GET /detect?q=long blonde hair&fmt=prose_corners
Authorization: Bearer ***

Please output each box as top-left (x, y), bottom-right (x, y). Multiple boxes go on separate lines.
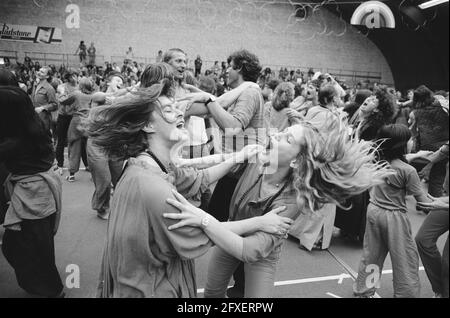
top-left (291, 115), bottom-right (392, 213)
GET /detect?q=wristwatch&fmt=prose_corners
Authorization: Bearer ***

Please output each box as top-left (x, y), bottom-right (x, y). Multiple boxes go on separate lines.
top-left (201, 214), bottom-right (211, 229)
top-left (205, 95), bottom-right (217, 107)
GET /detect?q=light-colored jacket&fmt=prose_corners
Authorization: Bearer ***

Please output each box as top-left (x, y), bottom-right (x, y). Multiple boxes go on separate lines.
top-left (3, 169), bottom-right (62, 233)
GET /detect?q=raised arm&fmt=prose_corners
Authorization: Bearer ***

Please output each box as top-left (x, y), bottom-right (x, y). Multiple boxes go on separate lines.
top-left (172, 144), bottom-right (264, 174)
top-left (182, 82), bottom-right (259, 118)
top-left (418, 142), bottom-right (449, 181)
top-left (216, 81), bottom-right (259, 109)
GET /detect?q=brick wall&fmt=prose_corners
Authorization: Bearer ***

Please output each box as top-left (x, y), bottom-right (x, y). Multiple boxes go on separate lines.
top-left (0, 0), bottom-right (394, 84)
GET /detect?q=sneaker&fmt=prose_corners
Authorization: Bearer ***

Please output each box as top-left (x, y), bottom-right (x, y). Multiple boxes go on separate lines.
top-left (97, 210), bottom-right (110, 220)
top-left (66, 175), bottom-right (75, 182)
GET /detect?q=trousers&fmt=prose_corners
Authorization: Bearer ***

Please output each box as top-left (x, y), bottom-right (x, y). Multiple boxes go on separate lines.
top-left (415, 208), bottom-right (449, 297)
top-left (86, 139), bottom-right (123, 212)
top-left (353, 203), bottom-right (420, 298)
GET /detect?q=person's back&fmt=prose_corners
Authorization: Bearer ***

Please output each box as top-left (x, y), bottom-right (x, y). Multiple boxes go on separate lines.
top-left (264, 82), bottom-right (295, 132)
top-left (354, 124), bottom-right (428, 298)
top-left (1, 128), bottom-right (53, 176)
top-left (58, 82), bottom-right (78, 116)
top-left (370, 159), bottom-right (424, 212)
top-left (72, 90), bottom-right (93, 116)
top-left (415, 101), bottom-right (449, 151)
top-left (304, 105), bottom-right (339, 133)
top-left (264, 101), bottom-right (290, 132)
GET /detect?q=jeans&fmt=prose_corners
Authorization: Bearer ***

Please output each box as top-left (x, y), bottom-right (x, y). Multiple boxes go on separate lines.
top-left (55, 114), bottom-right (73, 168)
top-left (415, 208), bottom-right (449, 297)
top-left (204, 247), bottom-right (278, 298)
top-left (354, 203), bottom-right (420, 298)
top-left (67, 115), bottom-right (88, 174)
top-left (86, 139), bottom-right (123, 212)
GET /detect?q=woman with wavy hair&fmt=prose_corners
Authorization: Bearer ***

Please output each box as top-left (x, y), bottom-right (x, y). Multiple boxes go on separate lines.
top-left (356, 86), bottom-right (397, 141)
top-left (163, 112), bottom-right (392, 298)
top-left (89, 78), bottom-right (292, 297)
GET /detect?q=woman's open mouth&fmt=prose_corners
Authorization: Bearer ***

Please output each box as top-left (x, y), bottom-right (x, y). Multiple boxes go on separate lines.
top-left (176, 121), bottom-right (185, 129)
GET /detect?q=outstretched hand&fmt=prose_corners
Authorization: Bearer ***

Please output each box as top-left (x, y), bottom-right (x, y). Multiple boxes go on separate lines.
top-left (417, 194), bottom-right (449, 211)
top-left (233, 144), bottom-right (265, 164)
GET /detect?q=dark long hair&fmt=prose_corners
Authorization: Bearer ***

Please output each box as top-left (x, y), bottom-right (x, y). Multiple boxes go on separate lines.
top-left (376, 124), bottom-right (412, 162)
top-left (0, 86), bottom-right (53, 156)
top-left (412, 85), bottom-right (434, 110)
top-left (364, 87), bottom-right (397, 129)
top-left (87, 84), bottom-right (166, 160)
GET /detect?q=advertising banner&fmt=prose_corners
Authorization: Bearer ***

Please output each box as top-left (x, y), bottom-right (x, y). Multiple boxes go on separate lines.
top-left (0, 23), bottom-right (62, 44)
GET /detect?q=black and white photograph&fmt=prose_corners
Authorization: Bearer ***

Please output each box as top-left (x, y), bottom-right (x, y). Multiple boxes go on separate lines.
top-left (0, 0), bottom-right (448, 303)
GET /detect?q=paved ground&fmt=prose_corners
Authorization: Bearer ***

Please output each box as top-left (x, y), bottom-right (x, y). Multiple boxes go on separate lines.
top-left (0, 167), bottom-right (447, 298)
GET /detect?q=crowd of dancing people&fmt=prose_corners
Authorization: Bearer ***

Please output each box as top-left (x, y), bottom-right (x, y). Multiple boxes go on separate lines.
top-left (0, 47), bottom-right (448, 299)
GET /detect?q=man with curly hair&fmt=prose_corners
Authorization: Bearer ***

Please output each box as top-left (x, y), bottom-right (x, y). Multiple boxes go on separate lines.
top-left (204, 49), bottom-right (265, 297)
top-left (206, 49), bottom-right (265, 220)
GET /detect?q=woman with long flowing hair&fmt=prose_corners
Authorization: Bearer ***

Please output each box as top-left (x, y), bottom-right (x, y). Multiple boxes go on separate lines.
top-left (163, 109), bottom-right (393, 297)
top-left (88, 77), bottom-right (293, 297)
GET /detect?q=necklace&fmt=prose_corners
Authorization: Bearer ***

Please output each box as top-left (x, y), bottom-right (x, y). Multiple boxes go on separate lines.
top-left (145, 150), bottom-right (169, 174)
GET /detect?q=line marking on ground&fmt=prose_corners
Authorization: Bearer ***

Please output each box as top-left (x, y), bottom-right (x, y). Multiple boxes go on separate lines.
top-left (327, 248), bottom-right (381, 298)
top-left (327, 248), bottom-right (425, 298)
top-left (197, 273), bottom-right (354, 294)
top-left (197, 286), bottom-right (233, 294)
top-left (326, 292), bottom-right (342, 298)
top-left (196, 263), bottom-right (425, 295)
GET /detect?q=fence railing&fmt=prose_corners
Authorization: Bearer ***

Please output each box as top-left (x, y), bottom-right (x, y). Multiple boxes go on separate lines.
top-left (0, 50), bottom-right (19, 62)
top-left (23, 51), bottom-right (107, 68)
top-left (110, 55), bottom-right (155, 65)
top-left (2, 49), bottom-right (383, 84)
